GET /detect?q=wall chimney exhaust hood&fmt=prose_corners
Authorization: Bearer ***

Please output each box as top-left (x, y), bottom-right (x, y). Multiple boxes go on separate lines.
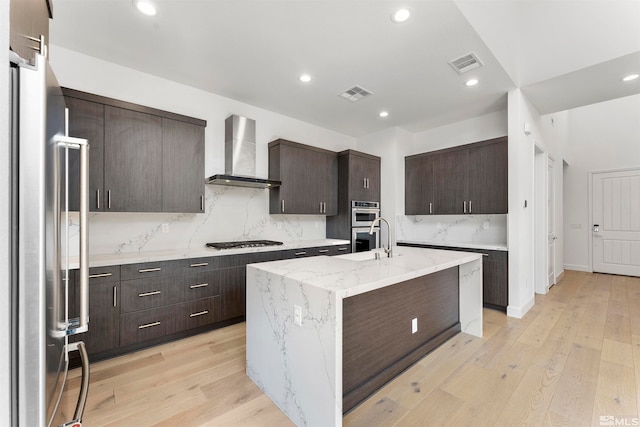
top-left (206, 115), bottom-right (281, 189)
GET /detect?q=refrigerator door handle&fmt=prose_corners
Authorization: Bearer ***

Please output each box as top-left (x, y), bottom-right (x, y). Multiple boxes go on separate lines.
top-left (67, 341), bottom-right (90, 424)
top-left (54, 135), bottom-right (90, 336)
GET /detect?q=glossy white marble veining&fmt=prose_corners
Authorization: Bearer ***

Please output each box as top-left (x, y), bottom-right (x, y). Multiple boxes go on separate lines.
top-left (246, 246), bottom-right (483, 427)
top-left (65, 185), bottom-right (328, 258)
top-left (396, 214), bottom-right (508, 249)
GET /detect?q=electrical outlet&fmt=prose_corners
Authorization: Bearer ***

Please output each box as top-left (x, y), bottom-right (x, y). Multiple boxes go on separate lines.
top-left (436, 222), bottom-right (442, 230)
top-left (294, 305), bottom-right (302, 327)
top-left (411, 318), bottom-right (418, 334)
top-left (483, 221), bottom-right (490, 230)
top-left (161, 223), bottom-right (169, 233)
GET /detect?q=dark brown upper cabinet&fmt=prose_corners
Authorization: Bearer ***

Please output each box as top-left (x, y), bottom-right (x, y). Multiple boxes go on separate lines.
top-left (10, 0), bottom-right (51, 63)
top-left (405, 136), bottom-right (508, 215)
top-left (62, 88), bottom-right (206, 213)
top-left (268, 139), bottom-right (337, 215)
top-left (341, 150), bottom-right (381, 203)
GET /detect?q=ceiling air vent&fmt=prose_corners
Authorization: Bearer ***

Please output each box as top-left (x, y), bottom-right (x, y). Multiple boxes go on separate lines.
top-left (448, 52), bottom-right (483, 75)
top-left (339, 85), bottom-right (373, 102)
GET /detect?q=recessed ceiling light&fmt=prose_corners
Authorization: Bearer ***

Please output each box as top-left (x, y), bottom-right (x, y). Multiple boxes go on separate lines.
top-left (391, 8), bottom-right (411, 23)
top-left (622, 73), bottom-right (639, 82)
top-left (134, 0), bottom-right (156, 16)
top-left (379, 111), bottom-right (389, 118)
top-left (299, 74), bottom-right (312, 83)
top-left (465, 79), bottom-right (479, 87)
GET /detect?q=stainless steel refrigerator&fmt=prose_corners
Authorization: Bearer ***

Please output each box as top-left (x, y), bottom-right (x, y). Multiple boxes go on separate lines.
top-left (10, 45), bottom-right (91, 426)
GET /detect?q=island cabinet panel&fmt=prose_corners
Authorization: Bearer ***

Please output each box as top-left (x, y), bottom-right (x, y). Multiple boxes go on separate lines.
top-left (342, 267), bottom-right (461, 413)
top-left (404, 136), bottom-right (508, 215)
top-left (268, 139), bottom-right (338, 215)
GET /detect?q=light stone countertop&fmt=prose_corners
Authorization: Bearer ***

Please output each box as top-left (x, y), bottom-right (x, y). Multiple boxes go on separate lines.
top-left (397, 239), bottom-right (508, 251)
top-left (69, 239), bottom-right (350, 269)
top-left (248, 245), bottom-right (482, 299)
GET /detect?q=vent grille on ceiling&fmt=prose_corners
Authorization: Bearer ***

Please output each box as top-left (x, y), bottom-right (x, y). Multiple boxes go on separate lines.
top-left (448, 52), bottom-right (483, 74)
top-left (339, 85), bottom-right (373, 102)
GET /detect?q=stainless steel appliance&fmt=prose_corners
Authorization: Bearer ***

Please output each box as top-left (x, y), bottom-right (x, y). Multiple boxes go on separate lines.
top-left (351, 200), bottom-right (380, 227)
top-left (10, 46), bottom-right (91, 427)
top-left (352, 227), bottom-right (380, 253)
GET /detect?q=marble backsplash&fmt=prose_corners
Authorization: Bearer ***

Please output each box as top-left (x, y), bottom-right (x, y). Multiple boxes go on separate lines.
top-left (396, 214), bottom-right (507, 245)
top-left (65, 185), bottom-right (326, 257)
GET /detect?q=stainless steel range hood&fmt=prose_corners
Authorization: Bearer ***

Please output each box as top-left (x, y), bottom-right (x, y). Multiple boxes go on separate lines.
top-left (206, 115), bottom-right (281, 189)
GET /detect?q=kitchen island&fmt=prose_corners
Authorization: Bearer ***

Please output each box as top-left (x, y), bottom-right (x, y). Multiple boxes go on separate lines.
top-left (246, 246), bottom-right (483, 427)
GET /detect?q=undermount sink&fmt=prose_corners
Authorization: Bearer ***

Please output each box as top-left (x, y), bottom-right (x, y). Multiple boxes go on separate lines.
top-left (336, 248), bottom-right (388, 261)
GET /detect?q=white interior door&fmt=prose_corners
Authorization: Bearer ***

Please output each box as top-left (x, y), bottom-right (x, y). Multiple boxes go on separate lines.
top-left (547, 158), bottom-right (556, 287)
top-left (592, 168), bottom-right (640, 276)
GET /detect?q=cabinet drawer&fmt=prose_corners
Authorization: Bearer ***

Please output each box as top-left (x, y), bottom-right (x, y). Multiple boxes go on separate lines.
top-left (175, 297), bottom-right (220, 332)
top-left (180, 257), bottom-right (219, 273)
top-left (331, 245), bottom-right (351, 256)
top-left (120, 308), bottom-right (176, 346)
top-left (281, 248), bottom-right (313, 259)
top-left (120, 260), bottom-right (181, 280)
top-left (120, 276), bottom-right (179, 313)
top-left (182, 271), bottom-right (220, 301)
top-left (88, 265), bottom-right (121, 284)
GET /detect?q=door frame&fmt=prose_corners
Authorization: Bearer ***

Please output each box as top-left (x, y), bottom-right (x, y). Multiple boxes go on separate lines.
top-left (547, 157), bottom-right (556, 288)
top-left (588, 166), bottom-right (640, 272)
top-left (533, 145), bottom-right (549, 294)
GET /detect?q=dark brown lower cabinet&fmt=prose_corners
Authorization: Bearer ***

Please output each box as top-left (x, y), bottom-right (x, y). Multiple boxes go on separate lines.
top-left (120, 307), bottom-right (177, 347)
top-left (175, 297), bottom-right (220, 332)
top-left (342, 267), bottom-right (460, 413)
top-left (219, 266), bottom-right (246, 321)
top-left (71, 281), bottom-right (120, 355)
top-left (398, 242), bottom-right (509, 311)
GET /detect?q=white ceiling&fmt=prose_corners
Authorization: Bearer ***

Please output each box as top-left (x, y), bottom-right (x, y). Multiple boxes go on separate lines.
top-left (49, 0), bottom-right (640, 137)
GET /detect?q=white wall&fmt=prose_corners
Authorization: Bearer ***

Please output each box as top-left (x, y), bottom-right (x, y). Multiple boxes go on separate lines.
top-left (49, 46), bottom-right (356, 255)
top-left (562, 94), bottom-right (640, 271)
top-left (1, 0), bottom-right (12, 422)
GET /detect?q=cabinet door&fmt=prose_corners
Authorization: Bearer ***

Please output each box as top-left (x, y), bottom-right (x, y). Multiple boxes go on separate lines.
top-left (104, 106), bottom-right (163, 212)
top-left (350, 154), bottom-right (380, 203)
top-left (483, 251), bottom-right (509, 309)
top-left (317, 150), bottom-right (338, 215)
top-left (432, 150), bottom-right (468, 214)
top-left (219, 266), bottom-right (246, 320)
top-left (468, 140), bottom-right (508, 214)
top-left (276, 144), bottom-right (314, 214)
top-left (78, 282), bottom-right (120, 355)
top-left (65, 97), bottom-right (105, 211)
top-left (162, 118), bottom-right (205, 213)
top-left (405, 155), bottom-right (433, 215)
top-left (9, 0), bottom-right (50, 63)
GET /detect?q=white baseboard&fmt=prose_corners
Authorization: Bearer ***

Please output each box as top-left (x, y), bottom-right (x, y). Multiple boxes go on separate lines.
top-left (564, 264), bottom-right (591, 272)
top-left (507, 296), bottom-right (535, 319)
top-left (555, 270), bottom-right (565, 283)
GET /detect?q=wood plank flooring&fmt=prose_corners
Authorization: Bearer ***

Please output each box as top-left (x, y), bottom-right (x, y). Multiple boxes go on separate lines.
top-left (62, 271), bottom-right (640, 426)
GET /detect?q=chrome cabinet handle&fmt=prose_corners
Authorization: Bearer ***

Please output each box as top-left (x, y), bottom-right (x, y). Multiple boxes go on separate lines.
top-left (138, 267), bottom-right (161, 273)
top-left (320, 202), bottom-right (323, 213)
top-left (107, 190), bottom-right (111, 209)
top-left (190, 262), bottom-right (208, 268)
top-left (138, 321), bottom-right (161, 329)
top-left (482, 253), bottom-right (489, 257)
top-left (429, 202), bottom-right (433, 214)
top-left (113, 286), bottom-right (117, 307)
top-left (295, 251), bottom-right (306, 256)
top-left (469, 201), bottom-right (472, 213)
top-left (189, 310), bottom-right (209, 318)
top-left (281, 199), bottom-right (285, 213)
top-left (189, 283), bottom-right (209, 289)
top-left (463, 201), bottom-right (467, 214)
top-left (96, 189), bottom-right (100, 210)
top-left (89, 272), bottom-right (112, 279)
top-left (138, 290), bottom-right (161, 297)
top-left (318, 249), bottom-right (329, 253)
top-left (200, 194), bottom-right (204, 211)
top-left (338, 247), bottom-right (349, 251)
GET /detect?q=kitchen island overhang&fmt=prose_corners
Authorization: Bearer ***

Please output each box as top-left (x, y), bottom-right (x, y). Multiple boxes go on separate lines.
top-left (246, 246), bottom-right (483, 427)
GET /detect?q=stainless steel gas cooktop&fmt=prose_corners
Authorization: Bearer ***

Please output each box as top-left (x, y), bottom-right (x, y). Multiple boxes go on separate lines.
top-left (205, 240), bottom-right (284, 250)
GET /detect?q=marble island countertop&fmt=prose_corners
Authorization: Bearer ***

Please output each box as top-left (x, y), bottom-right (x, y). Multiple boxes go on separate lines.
top-left (69, 239), bottom-right (350, 269)
top-left (251, 245), bottom-right (482, 299)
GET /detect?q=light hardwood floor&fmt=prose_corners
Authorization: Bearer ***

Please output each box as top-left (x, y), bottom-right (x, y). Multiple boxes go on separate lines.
top-left (62, 271), bottom-right (640, 426)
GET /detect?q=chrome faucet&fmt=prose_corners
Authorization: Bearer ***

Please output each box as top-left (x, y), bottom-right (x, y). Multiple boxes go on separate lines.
top-left (369, 217), bottom-right (393, 258)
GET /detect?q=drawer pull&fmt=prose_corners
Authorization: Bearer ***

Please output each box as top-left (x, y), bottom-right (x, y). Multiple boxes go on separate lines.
top-left (138, 321), bottom-right (161, 329)
top-left (190, 262), bottom-right (208, 268)
top-left (482, 253), bottom-right (489, 257)
top-left (138, 290), bottom-right (161, 297)
top-left (113, 286), bottom-right (117, 307)
top-left (189, 310), bottom-right (209, 318)
top-left (338, 247), bottom-right (349, 251)
top-left (295, 251), bottom-right (307, 256)
top-left (139, 267), bottom-right (161, 273)
top-left (318, 249), bottom-right (329, 253)
top-left (190, 283), bottom-right (209, 289)
top-left (89, 272), bottom-right (113, 279)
